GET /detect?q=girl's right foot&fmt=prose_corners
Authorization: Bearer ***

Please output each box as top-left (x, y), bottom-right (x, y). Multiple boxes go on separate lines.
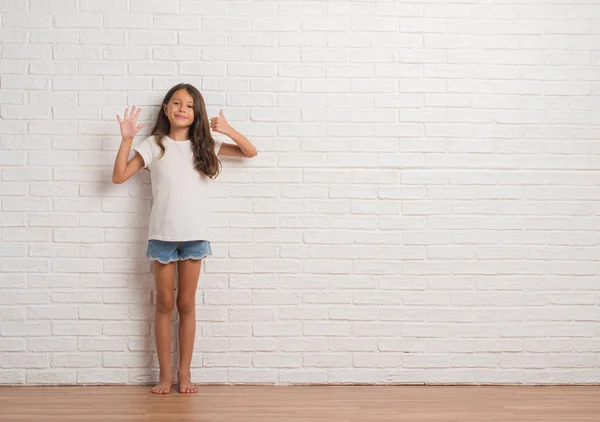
top-left (151, 375), bottom-right (173, 394)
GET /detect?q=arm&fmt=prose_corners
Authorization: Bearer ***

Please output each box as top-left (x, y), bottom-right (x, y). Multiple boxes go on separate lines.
top-left (210, 110), bottom-right (258, 158)
top-left (112, 106), bottom-right (146, 184)
top-left (112, 139), bottom-right (145, 184)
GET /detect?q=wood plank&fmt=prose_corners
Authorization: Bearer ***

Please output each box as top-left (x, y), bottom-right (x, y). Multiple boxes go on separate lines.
top-left (0, 386), bottom-right (599, 421)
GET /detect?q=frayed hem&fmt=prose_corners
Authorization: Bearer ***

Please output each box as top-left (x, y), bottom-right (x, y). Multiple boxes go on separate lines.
top-left (147, 256), bottom-right (178, 264)
top-left (178, 253), bottom-right (211, 261)
top-left (146, 254), bottom-right (211, 264)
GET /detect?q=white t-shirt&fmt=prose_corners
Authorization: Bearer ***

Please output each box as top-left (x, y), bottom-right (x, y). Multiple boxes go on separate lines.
top-left (132, 135), bottom-right (223, 242)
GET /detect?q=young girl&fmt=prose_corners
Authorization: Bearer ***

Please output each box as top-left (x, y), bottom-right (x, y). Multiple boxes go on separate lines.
top-left (112, 83), bottom-right (258, 394)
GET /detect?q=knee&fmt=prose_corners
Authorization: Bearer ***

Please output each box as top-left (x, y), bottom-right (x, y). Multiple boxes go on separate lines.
top-left (156, 295), bottom-right (175, 314)
top-left (176, 297), bottom-right (195, 315)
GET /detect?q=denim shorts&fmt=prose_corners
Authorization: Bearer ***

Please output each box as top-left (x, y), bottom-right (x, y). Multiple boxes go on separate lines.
top-left (146, 239), bottom-right (212, 264)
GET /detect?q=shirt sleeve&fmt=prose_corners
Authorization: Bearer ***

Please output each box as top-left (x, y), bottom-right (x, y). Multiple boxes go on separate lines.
top-left (214, 139), bottom-right (224, 155)
top-left (132, 135), bottom-right (156, 168)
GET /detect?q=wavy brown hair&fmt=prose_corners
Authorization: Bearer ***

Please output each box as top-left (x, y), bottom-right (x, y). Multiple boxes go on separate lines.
top-left (150, 83), bottom-right (221, 179)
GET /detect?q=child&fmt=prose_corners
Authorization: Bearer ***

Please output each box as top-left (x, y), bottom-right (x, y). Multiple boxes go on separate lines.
top-left (112, 83), bottom-right (258, 394)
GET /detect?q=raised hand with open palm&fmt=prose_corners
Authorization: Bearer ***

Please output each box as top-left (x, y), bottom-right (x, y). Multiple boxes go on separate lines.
top-left (117, 106), bottom-right (144, 140)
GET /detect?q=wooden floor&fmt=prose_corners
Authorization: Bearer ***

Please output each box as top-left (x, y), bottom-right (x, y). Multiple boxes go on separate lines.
top-left (1, 385), bottom-right (599, 421)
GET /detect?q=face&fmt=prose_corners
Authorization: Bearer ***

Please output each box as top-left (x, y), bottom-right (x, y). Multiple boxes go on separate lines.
top-left (163, 89), bottom-right (195, 129)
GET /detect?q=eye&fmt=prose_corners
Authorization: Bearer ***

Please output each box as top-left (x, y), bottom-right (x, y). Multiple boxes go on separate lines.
top-left (187, 105), bottom-right (193, 108)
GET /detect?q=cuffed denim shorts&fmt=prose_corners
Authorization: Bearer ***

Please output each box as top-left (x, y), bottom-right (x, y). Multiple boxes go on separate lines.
top-left (146, 239), bottom-right (212, 264)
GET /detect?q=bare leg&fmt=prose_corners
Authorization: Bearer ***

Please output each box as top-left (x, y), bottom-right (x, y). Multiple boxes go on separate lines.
top-left (151, 261), bottom-right (176, 394)
top-left (176, 258), bottom-right (202, 394)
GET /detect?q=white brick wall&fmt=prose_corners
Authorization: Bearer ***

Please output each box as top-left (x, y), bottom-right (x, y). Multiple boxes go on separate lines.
top-left (1, 0), bottom-right (599, 385)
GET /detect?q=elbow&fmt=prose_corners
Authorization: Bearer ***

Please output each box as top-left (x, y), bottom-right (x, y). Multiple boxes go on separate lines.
top-left (247, 149), bottom-right (258, 159)
top-left (112, 174), bottom-right (124, 184)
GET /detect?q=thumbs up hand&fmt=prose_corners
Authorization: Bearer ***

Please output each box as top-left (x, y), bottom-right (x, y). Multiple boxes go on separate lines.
top-left (210, 109), bottom-right (232, 135)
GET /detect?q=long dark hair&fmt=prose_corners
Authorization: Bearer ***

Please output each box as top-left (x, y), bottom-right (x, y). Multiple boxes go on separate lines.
top-left (150, 83), bottom-right (221, 179)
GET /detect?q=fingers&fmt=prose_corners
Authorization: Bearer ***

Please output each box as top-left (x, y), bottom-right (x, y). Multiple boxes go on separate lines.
top-left (117, 114), bottom-right (122, 123)
top-left (135, 124), bottom-right (145, 132)
top-left (122, 106), bottom-right (142, 122)
top-left (210, 112), bottom-right (229, 132)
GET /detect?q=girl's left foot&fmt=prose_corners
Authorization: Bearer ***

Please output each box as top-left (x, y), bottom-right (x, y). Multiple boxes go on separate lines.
top-left (178, 370), bottom-right (198, 394)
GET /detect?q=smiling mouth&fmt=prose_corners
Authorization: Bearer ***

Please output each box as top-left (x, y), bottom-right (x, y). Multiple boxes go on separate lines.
top-left (175, 115), bottom-right (187, 119)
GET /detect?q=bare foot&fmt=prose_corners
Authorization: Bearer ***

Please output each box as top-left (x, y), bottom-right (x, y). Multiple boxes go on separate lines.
top-left (151, 374), bottom-right (172, 394)
top-left (178, 370), bottom-right (198, 394)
